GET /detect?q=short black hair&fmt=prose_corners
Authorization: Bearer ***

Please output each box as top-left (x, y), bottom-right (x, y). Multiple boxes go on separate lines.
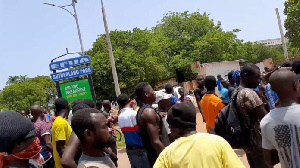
top-left (71, 108), bottom-right (99, 143)
top-left (204, 76), bottom-right (217, 91)
top-left (217, 74), bottom-right (221, 78)
top-left (135, 82), bottom-right (150, 101)
top-left (228, 71), bottom-right (234, 80)
top-left (196, 75), bottom-right (204, 80)
top-left (83, 99), bottom-right (96, 108)
top-left (165, 84), bottom-right (173, 94)
top-left (281, 62), bottom-right (292, 67)
top-left (72, 103), bottom-right (90, 114)
top-left (96, 101), bottom-right (103, 107)
top-left (55, 98), bottom-right (69, 116)
top-left (292, 60), bottom-right (300, 74)
top-left (240, 63), bottom-right (260, 79)
top-left (117, 94), bottom-right (130, 108)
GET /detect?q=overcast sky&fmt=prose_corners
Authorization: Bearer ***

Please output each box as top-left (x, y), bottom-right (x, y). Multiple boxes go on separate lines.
top-left (0, 0), bottom-right (286, 89)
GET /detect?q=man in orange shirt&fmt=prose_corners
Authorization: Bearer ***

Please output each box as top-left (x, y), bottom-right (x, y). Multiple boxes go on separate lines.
top-left (200, 76), bottom-right (225, 133)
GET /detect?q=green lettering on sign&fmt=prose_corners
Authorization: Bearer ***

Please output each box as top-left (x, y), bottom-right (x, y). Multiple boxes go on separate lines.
top-left (60, 79), bottom-right (93, 103)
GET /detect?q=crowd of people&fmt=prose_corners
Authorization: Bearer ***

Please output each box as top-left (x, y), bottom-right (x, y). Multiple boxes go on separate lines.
top-left (2, 60), bottom-right (300, 168)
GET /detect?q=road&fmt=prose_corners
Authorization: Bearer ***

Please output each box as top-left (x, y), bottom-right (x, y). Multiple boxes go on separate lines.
top-left (116, 103), bottom-right (281, 168)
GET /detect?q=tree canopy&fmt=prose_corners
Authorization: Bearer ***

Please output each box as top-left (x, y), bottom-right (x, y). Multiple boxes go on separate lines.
top-left (1, 76), bottom-right (56, 111)
top-left (87, 11), bottom-right (284, 100)
top-left (284, 0), bottom-right (300, 47)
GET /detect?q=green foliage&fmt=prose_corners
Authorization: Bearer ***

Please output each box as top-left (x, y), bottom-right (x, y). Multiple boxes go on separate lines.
top-left (284, 0), bottom-right (300, 47)
top-left (1, 76), bottom-right (56, 111)
top-left (6, 75), bottom-right (29, 86)
top-left (88, 11), bottom-right (284, 100)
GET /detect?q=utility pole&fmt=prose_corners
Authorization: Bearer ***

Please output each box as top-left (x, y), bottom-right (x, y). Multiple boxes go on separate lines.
top-left (72, 0), bottom-right (85, 55)
top-left (101, 0), bottom-right (121, 97)
top-left (275, 8), bottom-right (288, 60)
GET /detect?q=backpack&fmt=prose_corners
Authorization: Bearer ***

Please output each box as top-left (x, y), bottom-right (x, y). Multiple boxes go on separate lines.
top-left (214, 89), bottom-right (250, 148)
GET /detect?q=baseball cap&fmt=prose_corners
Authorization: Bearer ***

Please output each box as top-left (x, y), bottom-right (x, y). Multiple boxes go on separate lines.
top-left (0, 111), bottom-right (35, 152)
top-left (167, 102), bottom-right (196, 131)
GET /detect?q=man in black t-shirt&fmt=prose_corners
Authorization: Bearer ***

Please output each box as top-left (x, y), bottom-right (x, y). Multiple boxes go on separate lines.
top-left (194, 75), bottom-right (206, 121)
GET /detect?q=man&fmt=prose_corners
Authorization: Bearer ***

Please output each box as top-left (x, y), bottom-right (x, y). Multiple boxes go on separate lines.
top-left (135, 82), bottom-right (165, 166)
top-left (42, 109), bottom-right (51, 123)
top-left (227, 71), bottom-right (236, 98)
top-left (117, 94), bottom-right (150, 168)
top-left (96, 101), bottom-right (103, 111)
top-left (220, 79), bottom-right (230, 102)
top-left (234, 63), bottom-right (269, 168)
top-left (0, 111), bottom-right (42, 168)
top-left (164, 84), bottom-right (178, 106)
top-left (71, 108), bottom-right (116, 168)
top-left (194, 75), bottom-right (207, 121)
top-left (31, 105), bottom-right (54, 168)
top-left (260, 69), bottom-right (300, 167)
top-left (153, 102), bottom-right (244, 168)
top-left (200, 76), bottom-right (225, 133)
top-left (83, 99), bottom-right (96, 108)
top-left (102, 100), bottom-right (118, 156)
top-left (217, 74), bottom-right (223, 91)
top-left (292, 59), bottom-right (300, 78)
top-left (177, 87), bottom-right (191, 103)
top-left (264, 70), bottom-right (279, 110)
top-left (52, 98), bottom-right (73, 168)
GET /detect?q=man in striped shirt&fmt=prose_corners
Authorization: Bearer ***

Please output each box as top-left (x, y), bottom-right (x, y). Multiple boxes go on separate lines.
top-left (117, 94), bottom-right (150, 168)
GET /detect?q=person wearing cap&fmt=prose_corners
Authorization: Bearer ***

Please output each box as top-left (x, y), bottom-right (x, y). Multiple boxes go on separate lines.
top-left (153, 102), bottom-right (244, 168)
top-left (31, 105), bottom-right (54, 168)
top-left (52, 98), bottom-right (72, 168)
top-left (0, 111), bottom-right (42, 168)
top-left (200, 76), bottom-right (225, 134)
top-left (117, 94), bottom-right (150, 168)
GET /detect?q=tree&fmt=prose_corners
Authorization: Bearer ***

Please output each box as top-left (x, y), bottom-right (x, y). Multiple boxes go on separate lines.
top-left (87, 28), bottom-right (169, 100)
top-left (284, 0), bottom-right (300, 47)
top-left (1, 76), bottom-right (56, 111)
top-left (6, 75), bottom-right (29, 86)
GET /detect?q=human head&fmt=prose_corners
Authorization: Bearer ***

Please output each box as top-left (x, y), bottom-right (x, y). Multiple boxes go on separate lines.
top-left (204, 76), bottom-right (217, 91)
top-left (102, 100), bottom-right (111, 111)
top-left (72, 103), bottom-right (90, 114)
top-left (217, 74), bottom-right (222, 80)
top-left (281, 62), bottom-right (292, 67)
top-left (167, 102), bottom-right (196, 139)
top-left (0, 111), bottom-right (36, 155)
top-left (196, 75), bottom-right (205, 87)
top-left (96, 101), bottom-right (103, 111)
top-left (21, 110), bottom-right (27, 117)
top-left (178, 87), bottom-right (184, 97)
top-left (292, 59), bottom-right (300, 75)
top-left (71, 108), bottom-right (112, 149)
top-left (269, 69), bottom-right (299, 101)
top-left (30, 105), bottom-right (43, 120)
top-left (83, 99), bottom-right (96, 108)
top-left (228, 71), bottom-right (235, 85)
top-left (135, 82), bottom-right (156, 104)
top-left (221, 79), bottom-right (230, 89)
top-left (240, 64), bottom-right (261, 88)
top-left (165, 84), bottom-right (174, 94)
top-left (54, 98), bottom-right (69, 117)
top-left (117, 94), bottom-right (131, 109)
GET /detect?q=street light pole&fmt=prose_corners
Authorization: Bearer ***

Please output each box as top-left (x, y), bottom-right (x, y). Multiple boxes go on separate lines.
top-left (71, 0), bottom-right (85, 55)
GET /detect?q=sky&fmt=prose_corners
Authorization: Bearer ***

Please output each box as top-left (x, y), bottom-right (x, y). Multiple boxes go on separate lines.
top-left (0, 0), bottom-right (286, 89)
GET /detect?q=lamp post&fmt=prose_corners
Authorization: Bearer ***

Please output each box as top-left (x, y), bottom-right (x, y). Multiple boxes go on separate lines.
top-left (44, 0), bottom-right (96, 101)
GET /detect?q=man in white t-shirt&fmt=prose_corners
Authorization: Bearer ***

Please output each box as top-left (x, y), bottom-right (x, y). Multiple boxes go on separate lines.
top-left (260, 69), bottom-right (300, 168)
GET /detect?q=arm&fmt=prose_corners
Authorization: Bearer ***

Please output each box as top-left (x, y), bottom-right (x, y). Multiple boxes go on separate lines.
top-left (61, 132), bottom-right (81, 168)
top-left (252, 105), bottom-right (268, 121)
top-left (142, 108), bottom-right (165, 154)
top-left (263, 149), bottom-right (280, 167)
top-left (42, 134), bottom-right (53, 152)
top-left (56, 140), bottom-right (66, 158)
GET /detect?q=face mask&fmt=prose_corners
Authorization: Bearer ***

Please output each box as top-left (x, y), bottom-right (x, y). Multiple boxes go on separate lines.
top-left (0, 138), bottom-right (42, 167)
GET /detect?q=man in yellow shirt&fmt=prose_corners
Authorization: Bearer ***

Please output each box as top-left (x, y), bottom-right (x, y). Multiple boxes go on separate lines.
top-left (52, 98), bottom-right (73, 168)
top-left (154, 102), bottom-right (244, 168)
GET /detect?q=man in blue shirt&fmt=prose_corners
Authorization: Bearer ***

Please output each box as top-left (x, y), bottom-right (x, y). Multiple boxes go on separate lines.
top-left (220, 80), bottom-right (230, 103)
top-left (165, 84), bottom-right (178, 106)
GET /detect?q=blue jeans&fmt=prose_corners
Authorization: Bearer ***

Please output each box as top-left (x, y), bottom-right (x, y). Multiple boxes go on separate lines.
top-left (126, 148), bottom-right (150, 168)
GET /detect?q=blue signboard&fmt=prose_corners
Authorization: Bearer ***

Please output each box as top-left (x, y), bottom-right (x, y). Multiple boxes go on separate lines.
top-left (51, 66), bottom-right (93, 82)
top-left (49, 55), bottom-right (91, 71)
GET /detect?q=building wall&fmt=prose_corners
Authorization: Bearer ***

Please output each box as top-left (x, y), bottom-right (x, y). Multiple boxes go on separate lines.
top-left (256, 38), bottom-right (288, 46)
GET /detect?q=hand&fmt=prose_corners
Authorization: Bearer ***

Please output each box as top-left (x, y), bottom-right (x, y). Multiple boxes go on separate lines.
top-left (159, 112), bottom-right (167, 117)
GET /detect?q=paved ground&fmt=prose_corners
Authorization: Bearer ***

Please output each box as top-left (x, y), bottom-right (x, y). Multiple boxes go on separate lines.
top-left (116, 103), bottom-right (281, 168)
